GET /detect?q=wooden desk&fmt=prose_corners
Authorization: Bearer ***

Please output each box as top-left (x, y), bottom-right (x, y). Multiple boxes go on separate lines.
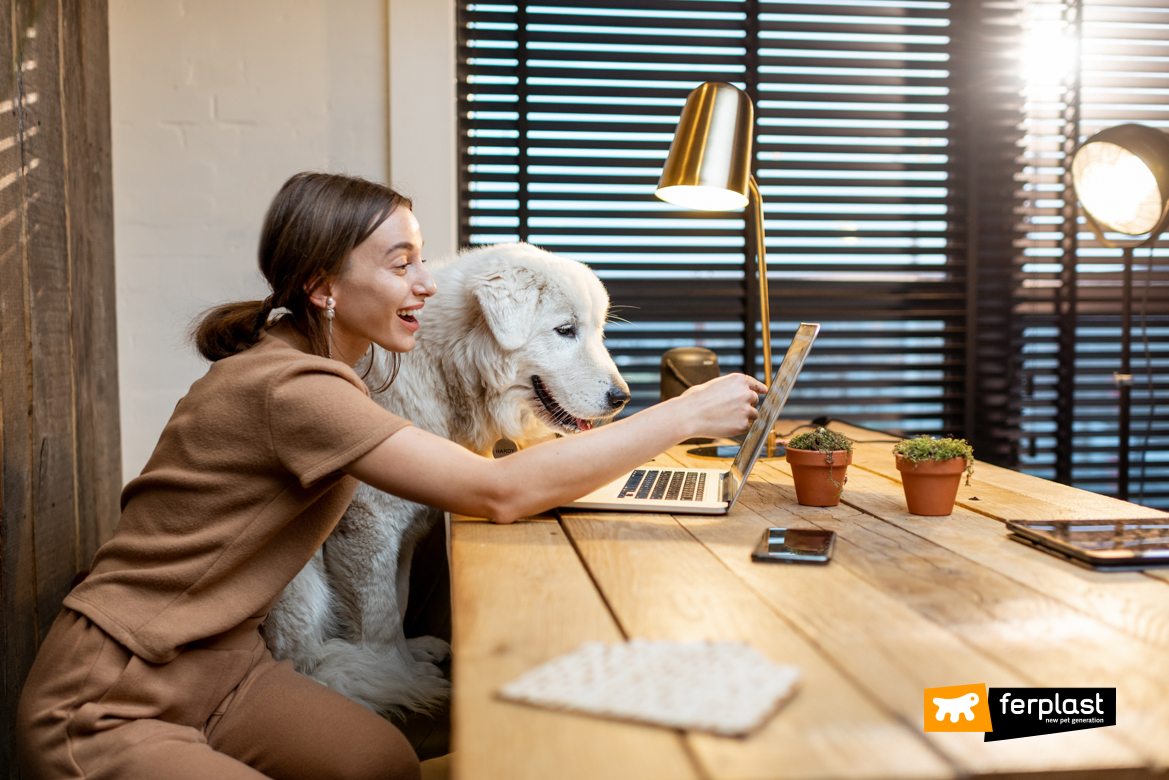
top-left (449, 422), bottom-right (1169, 779)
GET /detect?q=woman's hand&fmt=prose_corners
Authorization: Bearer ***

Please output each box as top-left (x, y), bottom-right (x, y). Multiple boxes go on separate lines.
top-left (675, 372), bottom-right (768, 441)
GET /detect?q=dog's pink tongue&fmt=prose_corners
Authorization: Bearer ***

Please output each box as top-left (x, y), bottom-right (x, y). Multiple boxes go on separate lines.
top-left (578, 419), bottom-right (593, 431)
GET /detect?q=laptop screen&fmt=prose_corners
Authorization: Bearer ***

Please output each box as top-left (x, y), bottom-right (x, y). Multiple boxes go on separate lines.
top-left (728, 323), bottom-right (820, 502)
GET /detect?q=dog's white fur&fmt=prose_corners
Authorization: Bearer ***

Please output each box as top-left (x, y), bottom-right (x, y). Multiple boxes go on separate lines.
top-left (262, 243), bottom-right (629, 716)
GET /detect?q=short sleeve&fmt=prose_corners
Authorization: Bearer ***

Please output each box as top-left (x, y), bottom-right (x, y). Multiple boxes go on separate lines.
top-left (268, 366), bottom-right (412, 486)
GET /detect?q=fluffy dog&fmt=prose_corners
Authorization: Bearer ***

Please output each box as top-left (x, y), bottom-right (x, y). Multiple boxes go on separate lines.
top-left (262, 242), bottom-right (630, 716)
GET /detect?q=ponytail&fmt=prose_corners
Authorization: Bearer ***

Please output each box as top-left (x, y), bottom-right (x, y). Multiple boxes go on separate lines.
top-left (193, 298), bottom-right (276, 361)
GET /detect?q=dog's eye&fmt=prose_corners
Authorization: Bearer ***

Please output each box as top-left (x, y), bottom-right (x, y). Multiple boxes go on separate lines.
top-left (555, 324), bottom-right (577, 338)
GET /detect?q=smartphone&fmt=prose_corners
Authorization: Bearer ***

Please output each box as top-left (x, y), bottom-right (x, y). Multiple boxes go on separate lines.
top-left (751, 527), bottom-right (836, 564)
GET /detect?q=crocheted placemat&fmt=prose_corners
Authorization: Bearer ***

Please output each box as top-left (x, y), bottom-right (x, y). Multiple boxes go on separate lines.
top-left (498, 639), bottom-right (801, 737)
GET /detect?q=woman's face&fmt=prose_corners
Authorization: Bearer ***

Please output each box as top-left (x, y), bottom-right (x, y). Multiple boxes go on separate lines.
top-left (325, 207), bottom-right (436, 363)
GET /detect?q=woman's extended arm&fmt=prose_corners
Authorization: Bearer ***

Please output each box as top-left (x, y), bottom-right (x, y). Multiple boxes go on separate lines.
top-left (343, 372), bottom-right (766, 524)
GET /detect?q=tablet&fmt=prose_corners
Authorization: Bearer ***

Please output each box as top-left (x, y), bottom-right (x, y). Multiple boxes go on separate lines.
top-left (1007, 519), bottom-right (1169, 571)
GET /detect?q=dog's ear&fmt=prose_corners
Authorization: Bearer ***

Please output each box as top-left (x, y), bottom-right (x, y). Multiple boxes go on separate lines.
top-left (472, 267), bottom-right (541, 352)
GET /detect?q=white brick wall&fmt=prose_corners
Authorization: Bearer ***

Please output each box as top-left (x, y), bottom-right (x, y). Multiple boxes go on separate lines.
top-left (110, 0), bottom-right (455, 482)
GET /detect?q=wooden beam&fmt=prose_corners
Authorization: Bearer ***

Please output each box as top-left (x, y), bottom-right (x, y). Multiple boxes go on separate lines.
top-left (0, 2), bottom-right (119, 773)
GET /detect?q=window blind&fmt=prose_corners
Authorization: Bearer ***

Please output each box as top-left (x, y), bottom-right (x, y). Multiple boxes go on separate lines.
top-left (458, 0), bottom-right (972, 435)
top-left (1015, 0), bottom-right (1169, 507)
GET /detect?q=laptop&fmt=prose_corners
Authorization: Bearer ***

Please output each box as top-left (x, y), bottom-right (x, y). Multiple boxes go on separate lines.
top-left (562, 323), bottom-right (820, 515)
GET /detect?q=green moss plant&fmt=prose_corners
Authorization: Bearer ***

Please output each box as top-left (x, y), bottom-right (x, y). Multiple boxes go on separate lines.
top-left (892, 436), bottom-right (974, 485)
top-left (786, 428), bottom-right (853, 494)
top-left (786, 427), bottom-right (854, 455)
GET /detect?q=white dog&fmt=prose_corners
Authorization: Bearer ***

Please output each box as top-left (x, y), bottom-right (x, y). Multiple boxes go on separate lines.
top-left (262, 243), bottom-right (630, 716)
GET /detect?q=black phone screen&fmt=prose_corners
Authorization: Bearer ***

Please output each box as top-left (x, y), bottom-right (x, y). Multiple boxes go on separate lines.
top-left (751, 527), bottom-right (836, 564)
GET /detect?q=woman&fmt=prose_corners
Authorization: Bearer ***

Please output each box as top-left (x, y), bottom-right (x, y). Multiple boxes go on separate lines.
top-left (17, 172), bottom-right (765, 780)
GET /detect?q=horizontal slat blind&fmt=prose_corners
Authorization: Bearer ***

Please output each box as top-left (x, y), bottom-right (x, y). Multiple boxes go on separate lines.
top-left (458, 0), bottom-right (967, 434)
top-left (1016, 0), bottom-right (1169, 507)
top-left (460, 2), bottom-right (754, 413)
top-left (755, 0), bottom-right (964, 431)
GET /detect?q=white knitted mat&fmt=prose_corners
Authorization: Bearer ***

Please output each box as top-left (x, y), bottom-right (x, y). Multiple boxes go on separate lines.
top-left (498, 639), bottom-right (801, 737)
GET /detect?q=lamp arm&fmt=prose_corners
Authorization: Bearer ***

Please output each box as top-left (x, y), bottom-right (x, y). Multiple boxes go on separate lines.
top-left (749, 176), bottom-right (771, 387)
top-left (748, 176), bottom-right (776, 456)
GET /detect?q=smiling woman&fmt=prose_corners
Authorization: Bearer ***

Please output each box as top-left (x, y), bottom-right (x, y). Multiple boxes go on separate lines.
top-left (16, 171), bottom-right (765, 780)
top-left (311, 207), bottom-right (437, 363)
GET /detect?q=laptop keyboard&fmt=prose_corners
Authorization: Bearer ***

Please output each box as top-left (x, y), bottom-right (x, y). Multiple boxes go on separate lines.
top-left (619, 469), bottom-right (707, 502)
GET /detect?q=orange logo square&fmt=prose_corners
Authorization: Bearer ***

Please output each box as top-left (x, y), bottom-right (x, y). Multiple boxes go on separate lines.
top-left (924, 683), bottom-right (993, 732)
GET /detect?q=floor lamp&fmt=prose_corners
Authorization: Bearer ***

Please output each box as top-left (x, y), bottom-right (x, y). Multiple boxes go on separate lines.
top-left (1069, 122), bottom-right (1169, 501)
top-left (655, 82), bottom-right (777, 457)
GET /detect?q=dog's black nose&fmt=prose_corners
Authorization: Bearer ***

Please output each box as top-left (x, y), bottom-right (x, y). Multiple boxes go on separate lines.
top-left (606, 387), bottom-right (631, 409)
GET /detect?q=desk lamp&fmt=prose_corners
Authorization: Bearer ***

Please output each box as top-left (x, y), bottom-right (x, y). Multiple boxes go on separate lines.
top-left (1069, 122), bottom-right (1169, 500)
top-left (656, 82), bottom-right (777, 457)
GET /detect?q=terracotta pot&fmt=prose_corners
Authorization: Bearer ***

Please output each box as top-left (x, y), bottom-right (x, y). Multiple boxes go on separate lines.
top-left (785, 448), bottom-right (852, 507)
top-left (895, 455), bottom-right (967, 516)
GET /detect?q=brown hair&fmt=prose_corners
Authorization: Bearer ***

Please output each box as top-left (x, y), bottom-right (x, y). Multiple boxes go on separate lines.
top-left (193, 172), bottom-right (412, 384)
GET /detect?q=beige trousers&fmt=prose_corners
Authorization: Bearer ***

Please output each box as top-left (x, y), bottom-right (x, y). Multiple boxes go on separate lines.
top-left (17, 610), bottom-right (420, 780)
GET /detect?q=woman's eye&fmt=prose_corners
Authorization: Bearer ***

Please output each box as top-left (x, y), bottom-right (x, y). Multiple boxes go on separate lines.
top-left (555, 324), bottom-right (577, 338)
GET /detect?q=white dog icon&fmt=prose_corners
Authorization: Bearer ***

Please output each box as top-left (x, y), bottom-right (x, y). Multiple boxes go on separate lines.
top-left (933, 692), bottom-right (979, 722)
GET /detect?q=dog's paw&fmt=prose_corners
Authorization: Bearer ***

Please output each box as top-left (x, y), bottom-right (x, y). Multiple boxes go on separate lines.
top-left (407, 636), bottom-right (451, 664)
top-left (403, 665), bottom-right (452, 713)
top-left (312, 639), bottom-right (450, 717)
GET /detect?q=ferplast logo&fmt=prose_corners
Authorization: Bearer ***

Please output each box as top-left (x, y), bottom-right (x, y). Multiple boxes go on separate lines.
top-left (924, 685), bottom-right (1116, 741)
top-left (923, 684), bottom-right (993, 733)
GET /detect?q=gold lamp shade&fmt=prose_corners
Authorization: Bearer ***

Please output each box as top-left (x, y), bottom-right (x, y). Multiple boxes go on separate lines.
top-left (656, 82), bottom-right (754, 210)
top-left (1071, 123), bottom-right (1169, 238)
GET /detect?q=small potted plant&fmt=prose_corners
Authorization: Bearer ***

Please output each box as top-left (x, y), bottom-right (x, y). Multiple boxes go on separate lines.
top-left (892, 436), bottom-right (974, 516)
top-left (784, 428), bottom-right (854, 507)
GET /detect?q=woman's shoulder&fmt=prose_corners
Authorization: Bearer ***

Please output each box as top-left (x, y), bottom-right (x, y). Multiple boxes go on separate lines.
top-left (215, 325), bottom-right (368, 395)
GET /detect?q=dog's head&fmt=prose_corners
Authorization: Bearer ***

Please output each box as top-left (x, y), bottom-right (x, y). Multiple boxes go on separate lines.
top-left (462, 244), bottom-right (630, 443)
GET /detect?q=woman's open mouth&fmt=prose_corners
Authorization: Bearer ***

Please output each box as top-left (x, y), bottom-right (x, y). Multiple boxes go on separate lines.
top-left (532, 375), bottom-right (594, 432)
top-left (396, 308), bottom-right (419, 331)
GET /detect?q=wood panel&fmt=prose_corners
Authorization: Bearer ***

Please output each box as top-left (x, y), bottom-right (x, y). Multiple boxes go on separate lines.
top-left (60, 0), bottom-right (120, 557)
top-left (451, 429), bottom-right (1169, 777)
top-left (1, 2), bottom-right (38, 772)
top-left (449, 515), bottom-right (699, 780)
top-left (557, 504), bottom-right (954, 780)
top-left (0, 1), bottom-right (119, 774)
top-left (655, 449), bottom-right (1146, 776)
top-left (701, 426), bottom-right (1169, 767)
top-left (803, 424), bottom-right (1169, 647)
top-left (19, 0), bottom-right (82, 656)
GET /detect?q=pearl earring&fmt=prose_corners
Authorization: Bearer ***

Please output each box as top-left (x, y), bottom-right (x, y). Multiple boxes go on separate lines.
top-left (325, 296), bottom-right (336, 358)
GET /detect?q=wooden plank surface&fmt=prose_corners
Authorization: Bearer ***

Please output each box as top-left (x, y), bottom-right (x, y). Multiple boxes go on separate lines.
top-left (450, 426), bottom-right (1168, 778)
top-left (450, 514), bottom-right (700, 780)
top-left (826, 421), bottom-right (1168, 522)
top-left (809, 424), bottom-right (1169, 650)
top-left (657, 448), bottom-right (1147, 776)
top-left (560, 506), bottom-right (956, 780)
top-left (753, 424), bottom-right (1169, 765)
